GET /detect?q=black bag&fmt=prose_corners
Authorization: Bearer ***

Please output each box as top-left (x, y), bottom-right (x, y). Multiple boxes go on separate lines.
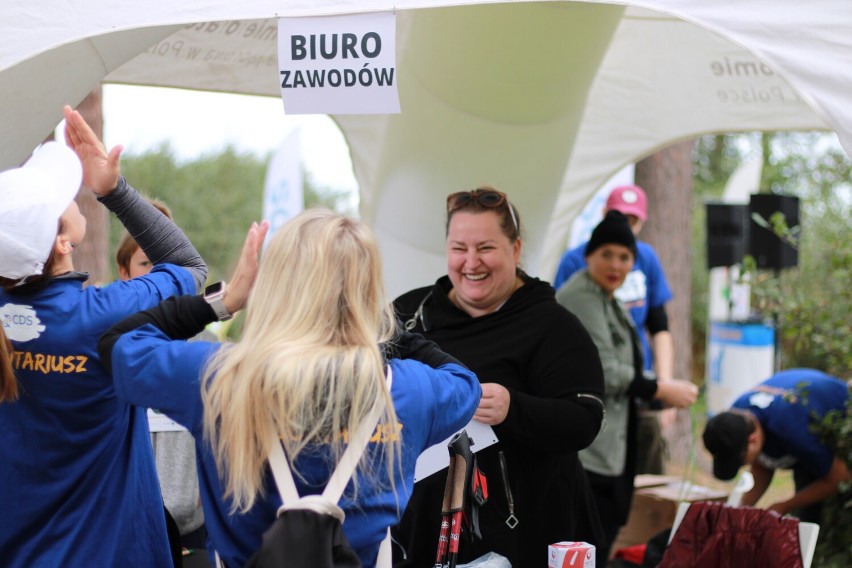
top-left (235, 369), bottom-right (393, 568)
top-left (244, 508), bottom-right (361, 568)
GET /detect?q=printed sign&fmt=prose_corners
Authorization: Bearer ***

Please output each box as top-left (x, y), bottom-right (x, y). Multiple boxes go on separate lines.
top-left (278, 12), bottom-right (399, 115)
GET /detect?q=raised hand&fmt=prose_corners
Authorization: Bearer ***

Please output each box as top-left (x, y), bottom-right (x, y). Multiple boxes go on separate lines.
top-left (63, 105), bottom-right (122, 195)
top-left (223, 221), bottom-right (271, 315)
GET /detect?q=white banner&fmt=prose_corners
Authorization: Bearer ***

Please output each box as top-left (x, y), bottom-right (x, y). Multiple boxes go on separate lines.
top-left (278, 12), bottom-right (399, 115)
top-left (263, 128), bottom-right (304, 244)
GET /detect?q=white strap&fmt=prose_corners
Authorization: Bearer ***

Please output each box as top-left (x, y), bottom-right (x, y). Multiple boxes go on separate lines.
top-left (267, 366), bottom-right (394, 505)
top-left (267, 429), bottom-right (301, 504)
top-left (376, 528), bottom-right (392, 568)
top-left (323, 366), bottom-right (393, 502)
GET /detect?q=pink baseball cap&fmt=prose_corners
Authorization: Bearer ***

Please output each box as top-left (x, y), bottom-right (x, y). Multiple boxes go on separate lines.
top-left (605, 185), bottom-right (647, 221)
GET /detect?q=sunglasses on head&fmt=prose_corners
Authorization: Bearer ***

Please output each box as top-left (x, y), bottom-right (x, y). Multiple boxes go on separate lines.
top-left (446, 189), bottom-right (519, 234)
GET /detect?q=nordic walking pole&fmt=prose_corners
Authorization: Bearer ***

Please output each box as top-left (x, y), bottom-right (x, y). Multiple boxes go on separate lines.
top-left (446, 452), bottom-right (468, 568)
top-left (434, 456), bottom-right (456, 568)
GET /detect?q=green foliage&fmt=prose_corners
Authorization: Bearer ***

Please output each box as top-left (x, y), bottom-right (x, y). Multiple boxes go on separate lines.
top-left (111, 144), bottom-right (354, 284)
top-left (694, 131), bottom-right (851, 565)
top-left (810, 396), bottom-right (852, 567)
top-left (691, 131), bottom-right (851, 381)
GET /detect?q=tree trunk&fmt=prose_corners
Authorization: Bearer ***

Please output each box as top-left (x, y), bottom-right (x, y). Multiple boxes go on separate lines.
top-left (634, 140), bottom-right (695, 464)
top-left (72, 87), bottom-right (110, 285)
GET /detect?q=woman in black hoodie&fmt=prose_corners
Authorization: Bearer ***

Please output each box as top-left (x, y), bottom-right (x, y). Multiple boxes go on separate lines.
top-left (392, 186), bottom-right (606, 567)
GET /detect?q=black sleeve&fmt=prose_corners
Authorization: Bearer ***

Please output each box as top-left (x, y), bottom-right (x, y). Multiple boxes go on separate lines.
top-left (98, 295), bottom-right (216, 372)
top-left (646, 305), bottom-right (669, 335)
top-left (383, 323), bottom-right (466, 369)
top-left (496, 307), bottom-right (606, 454)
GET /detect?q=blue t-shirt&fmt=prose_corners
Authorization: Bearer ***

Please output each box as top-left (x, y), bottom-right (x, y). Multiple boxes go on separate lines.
top-left (553, 240), bottom-right (672, 369)
top-left (109, 324), bottom-right (482, 568)
top-left (732, 369), bottom-right (848, 478)
top-left (0, 265), bottom-right (195, 567)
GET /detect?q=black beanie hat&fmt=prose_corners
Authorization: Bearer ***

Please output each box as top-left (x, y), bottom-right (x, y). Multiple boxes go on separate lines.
top-left (585, 210), bottom-right (637, 257)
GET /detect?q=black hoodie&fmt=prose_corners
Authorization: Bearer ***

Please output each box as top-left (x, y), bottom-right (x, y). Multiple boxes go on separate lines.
top-left (391, 274), bottom-right (605, 567)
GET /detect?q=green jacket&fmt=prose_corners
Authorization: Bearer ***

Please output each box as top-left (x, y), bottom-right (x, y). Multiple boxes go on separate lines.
top-left (556, 270), bottom-right (644, 476)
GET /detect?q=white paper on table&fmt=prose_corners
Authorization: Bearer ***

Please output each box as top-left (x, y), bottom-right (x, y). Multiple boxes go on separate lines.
top-left (414, 420), bottom-right (498, 482)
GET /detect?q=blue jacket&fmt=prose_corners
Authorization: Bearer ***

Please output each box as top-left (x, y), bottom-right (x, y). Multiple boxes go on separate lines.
top-left (0, 265), bottom-right (195, 567)
top-left (109, 324), bottom-right (481, 568)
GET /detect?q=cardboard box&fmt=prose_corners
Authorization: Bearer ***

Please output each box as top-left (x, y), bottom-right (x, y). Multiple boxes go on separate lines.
top-left (548, 541), bottom-right (595, 568)
top-left (611, 478), bottom-right (728, 555)
top-left (633, 474), bottom-right (681, 489)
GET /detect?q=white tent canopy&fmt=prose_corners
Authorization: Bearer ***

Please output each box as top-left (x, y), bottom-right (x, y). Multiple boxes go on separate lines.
top-left (2, 1), bottom-right (848, 296)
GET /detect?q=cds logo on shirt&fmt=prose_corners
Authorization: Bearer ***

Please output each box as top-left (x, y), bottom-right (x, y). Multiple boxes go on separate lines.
top-left (1, 303), bottom-right (45, 341)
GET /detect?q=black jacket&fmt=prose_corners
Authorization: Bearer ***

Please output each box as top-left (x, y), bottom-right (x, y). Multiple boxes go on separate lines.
top-left (391, 275), bottom-right (605, 566)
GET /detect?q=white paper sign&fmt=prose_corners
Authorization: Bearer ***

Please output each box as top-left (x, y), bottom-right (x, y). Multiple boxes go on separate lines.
top-left (278, 12), bottom-right (400, 115)
top-left (413, 420), bottom-right (498, 482)
top-left (147, 408), bottom-right (188, 433)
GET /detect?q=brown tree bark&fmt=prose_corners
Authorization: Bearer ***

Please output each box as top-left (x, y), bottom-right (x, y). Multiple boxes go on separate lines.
top-left (634, 139), bottom-right (695, 463)
top-left (71, 87), bottom-right (110, 285)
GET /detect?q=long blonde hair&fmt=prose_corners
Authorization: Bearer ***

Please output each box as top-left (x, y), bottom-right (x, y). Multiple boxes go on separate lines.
top-left (202, 209), bottom-right (399, 512)
top-left (0, 324), bottom-right (17, 403)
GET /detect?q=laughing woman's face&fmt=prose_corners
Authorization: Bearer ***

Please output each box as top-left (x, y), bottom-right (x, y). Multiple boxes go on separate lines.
top-left (446, 210), bottom-right (521, 318)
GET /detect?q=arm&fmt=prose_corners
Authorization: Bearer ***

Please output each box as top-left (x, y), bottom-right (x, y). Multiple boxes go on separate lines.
top-left (647, 306), bottom-right (674, 381)
top-left (99, 295), bottom-right (216, 371)
top-left (418, 363), bottom-right (483, 448)
top-left (386, 326), bottom-right (465, 370)
top-left (742, 460), bottom-right (774, 506)
top-left (492, 305), bottom-right (605, 454)
top-left (645, 304), bottom-right (696, 412)
top-left (99, 222), bottom-right (267, 371)
top-left (63, 105), bottom-right (207, 290)
top-left (768, 457), bottom-right (851, 515)
top-left (650, 323), bottom-right (676, 426)
top-left (99, 178), bottom-right (207, 290)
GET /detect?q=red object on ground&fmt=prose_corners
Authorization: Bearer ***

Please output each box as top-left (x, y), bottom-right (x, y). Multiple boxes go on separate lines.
top-left (613, 543), bottom-right (646, 564)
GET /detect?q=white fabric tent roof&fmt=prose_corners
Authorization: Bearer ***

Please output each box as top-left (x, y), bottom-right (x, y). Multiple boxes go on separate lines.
top-left (2, 1), bottom-right (848, 296)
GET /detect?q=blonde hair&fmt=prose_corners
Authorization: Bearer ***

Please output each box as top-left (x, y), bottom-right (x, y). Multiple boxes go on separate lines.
top-left (201, 209), bottom-right (399, 512)
top-left (0, 325), bottom-right (17, 403)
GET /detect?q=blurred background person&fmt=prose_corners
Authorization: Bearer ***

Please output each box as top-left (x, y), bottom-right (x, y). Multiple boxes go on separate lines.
top-left (554, 184), bottom-right (674, 475)
top-left (556, 210), bottom-right (697, 560)
top-left (703, 368), bottom-right (850, 523)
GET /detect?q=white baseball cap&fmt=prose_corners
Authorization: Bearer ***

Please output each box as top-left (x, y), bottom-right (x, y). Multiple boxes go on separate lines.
top-left (0, 142), bottom-right (83, 280)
